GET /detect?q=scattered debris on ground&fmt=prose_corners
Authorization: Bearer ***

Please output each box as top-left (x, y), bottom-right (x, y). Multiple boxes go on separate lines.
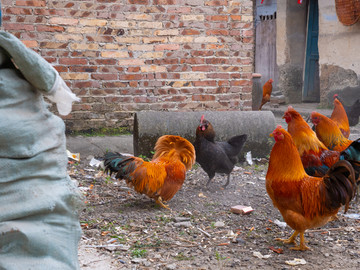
top-left (72, 158), bottom-right (360, 269)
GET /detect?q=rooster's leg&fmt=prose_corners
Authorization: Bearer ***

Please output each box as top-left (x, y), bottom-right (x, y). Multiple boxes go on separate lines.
top-left (275, 230), bottom-right (298, 245)
top-left (156, 196), bottom-right (171, 210)
top-left (290, 232), bottom-right (310, 251)
top-left (206, 177), bottom-right (214, 187)
top-left (222, 174), bottom-right (231, 188)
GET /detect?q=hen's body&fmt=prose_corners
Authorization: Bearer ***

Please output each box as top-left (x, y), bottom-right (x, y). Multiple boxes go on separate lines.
top-left (311, 111), bottom-right (353, 152)
top-left (104, 135), bottom-right (195, 209)
top-left (283, 106), bottom-right (339, 176)
top-left (259, 79), bottom-right (273, 110)
top-left (194, 115), bottom-right (247, 187)
top-left (266, 126), bottom-right (357, 250)
top-left (335, 95), bottom-right (360, 126)
top-left (331, 95), bottom-right (350, 138)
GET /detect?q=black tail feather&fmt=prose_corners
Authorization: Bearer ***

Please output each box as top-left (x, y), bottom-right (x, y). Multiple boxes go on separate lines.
top-left (103, 152), bottom-right (135, 178)
top-left (323, 160), bottom-right (357, 212)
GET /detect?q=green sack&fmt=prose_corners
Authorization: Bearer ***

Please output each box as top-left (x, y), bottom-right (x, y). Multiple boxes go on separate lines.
top-left (0, 31), bottom-right (82, 269)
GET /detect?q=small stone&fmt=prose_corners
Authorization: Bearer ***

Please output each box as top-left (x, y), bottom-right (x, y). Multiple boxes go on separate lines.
top-left (131, 258), bottom-right (146, 264)
top-left (213, 221), bottom-right (225, 228)
top-left (154, 254), bottom-right (162, 259)
top-left (174, 221), bottom-right (192, 228)
top-left (166, 263), bottom-right (177, 270)
top-left (173, 217), bottom-right (191, 222)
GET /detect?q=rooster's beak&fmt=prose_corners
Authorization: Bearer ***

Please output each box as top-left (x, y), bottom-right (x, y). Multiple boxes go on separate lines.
top-left (269, 133), bottom-right (274, 137)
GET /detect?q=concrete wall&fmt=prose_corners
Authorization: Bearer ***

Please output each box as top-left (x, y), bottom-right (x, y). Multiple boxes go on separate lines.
top-left (1, 0), bottom-right (255, 132)
top-left (276, 0), bottom-right (307, 103)
top-left (318, 1), bottom-right (360, 105)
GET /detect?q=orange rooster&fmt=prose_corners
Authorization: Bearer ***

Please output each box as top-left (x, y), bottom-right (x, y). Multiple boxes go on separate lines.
top-left (331, 94), bottom-right (350, 138)
top-left (259, 78), bottom-right (273, 110)
top-left (311, 111), bottom-right (352, 152)
top-left (266, 125), bottom-right (357, 251)
top-left (283, 106), bottom-right (339, 176)
top-left (104, 135), bottom-right (196, 209)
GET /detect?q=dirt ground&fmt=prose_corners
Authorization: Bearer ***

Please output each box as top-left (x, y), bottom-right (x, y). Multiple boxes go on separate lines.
top-left (71, 155), bottom-right (360, 270)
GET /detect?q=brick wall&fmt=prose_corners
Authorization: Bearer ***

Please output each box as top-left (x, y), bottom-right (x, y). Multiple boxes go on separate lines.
top-left (1, 0), bottom-right (254, 132)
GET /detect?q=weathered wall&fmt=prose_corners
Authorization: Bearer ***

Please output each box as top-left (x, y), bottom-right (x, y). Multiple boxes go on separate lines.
top-left (276, 0), bottom-right (307, 103)
top-left (318, 1), bottom-right (360, 105)
top-left (1, 0), bottom-right (255, 132)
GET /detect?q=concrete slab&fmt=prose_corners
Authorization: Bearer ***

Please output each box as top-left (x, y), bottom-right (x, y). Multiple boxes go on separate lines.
top-left (66, 103), bottom-right (360, 160)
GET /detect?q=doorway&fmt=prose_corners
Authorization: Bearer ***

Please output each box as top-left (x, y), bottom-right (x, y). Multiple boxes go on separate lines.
top-left (303, 0), bottom-right (320, 102)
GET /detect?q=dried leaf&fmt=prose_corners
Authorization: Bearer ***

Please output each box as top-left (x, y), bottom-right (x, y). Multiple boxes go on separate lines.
top-left (269, 246), bottom-right (283, 254)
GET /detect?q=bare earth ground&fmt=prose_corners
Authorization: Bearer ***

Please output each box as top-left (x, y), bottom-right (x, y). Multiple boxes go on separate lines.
top-left (72, 156), bottom-right (360, 270)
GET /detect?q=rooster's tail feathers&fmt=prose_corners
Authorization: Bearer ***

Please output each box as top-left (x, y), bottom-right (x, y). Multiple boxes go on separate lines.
top-left (153, 135), bottom-right (196, 170)
top-left (103, 152), bottom-right (139, 179)
top-left (341, 138), bottom-right (360, 182)
top-left (323, 160), bottom-right (357, 212)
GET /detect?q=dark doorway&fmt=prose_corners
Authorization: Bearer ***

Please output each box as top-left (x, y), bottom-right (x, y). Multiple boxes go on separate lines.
top-left (303, 0), bottom-right (320, 102)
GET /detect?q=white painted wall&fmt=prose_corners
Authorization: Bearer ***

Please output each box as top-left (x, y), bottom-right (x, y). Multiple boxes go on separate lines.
top-left (318, 0), bottom-right (360, 76)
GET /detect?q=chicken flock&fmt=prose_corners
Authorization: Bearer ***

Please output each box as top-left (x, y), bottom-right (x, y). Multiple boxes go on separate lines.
top-left (103, 91), bottom-right (360, 252)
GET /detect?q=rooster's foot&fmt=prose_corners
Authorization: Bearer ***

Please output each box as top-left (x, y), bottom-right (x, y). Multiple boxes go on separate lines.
top-left (222, 175), bottom-right (231, 188)
top-left (206, 177), bottom-right (213, 188)
top-left (275, 237), bottom-right (296, 245)
top-left (156, 197), bottom-right (171, 210)
top-left (290, 244), bottom-right (310, 251)
top-left (275, 230), bottom-right (299, 245)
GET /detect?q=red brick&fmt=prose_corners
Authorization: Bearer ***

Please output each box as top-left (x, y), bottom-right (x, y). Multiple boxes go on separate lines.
top-left (206, 29), bottom-right (229, 35)
top-left (73, 81), bottom-right (100, 89)
top-left (72, 104), bottom-right (92, 111)
top-left (127, 67), bottom-right (141, 72)
top-left (191, 50), bottom-right (214, 57)
top-left (207, 73), bottom-right (230, 79)
top-left (103, 82), bottom-right (128, 88)
top-left (95, 59), bottom-right (117, 65)
top-left (91, 74), bottom-right (118, 80)
top-left (15, 0), bottom-right (46, 7)
top-left (153, 0), bottom-right (175, 5)
top-left (193, 81), bottom-right (217, 87)
top-left (5, 7), bottom-right (32, 15)
top-left (120, 89), bottom-right (146, 95)
top-left (119, 74), bottom-right (144, 80)
top-left (231, 80), bottom-right (250, 86)
top-left (53, 66), bottom-right (68, 73)
top-left (34, 9), bottom-right (64, 16)
top-left (98, 0), bottom-right (117, 3)
top-left (128, 0), bottom-right (149, 4)
top-left (164, 95), bottom-right (187, 102)
top-left (155, 44), bottom-right (180, 51)
top-left (182, 29), bottom-right (200, 35)
top-left (207, 15), bottom-right (228, 21)
top-left (205, 0), bottom-right (228, 6)
top-left (192, 95), bottom-right (216, 101)
top-left (69, 66), bottom-right (98, 73)
top-left (206, 58), bottom-right (229, 64)
top-left (3, 23), bottom-right (34, 31)
top-left (192, 66), bottom-right (215, 72)
top-left (134, 96), bottom-right (157, 103)
top-left (36, 25), bottom-right (65, 32)
top-left (129, 81), bottom-right (138, 87)
top-left (59, 58), bottom-right (88, 65)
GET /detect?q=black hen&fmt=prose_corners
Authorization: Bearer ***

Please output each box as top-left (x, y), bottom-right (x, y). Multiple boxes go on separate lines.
top-left (335, 94), bottom-right (360, 126)
top-left (194, 115), bottom-right (247, 188)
